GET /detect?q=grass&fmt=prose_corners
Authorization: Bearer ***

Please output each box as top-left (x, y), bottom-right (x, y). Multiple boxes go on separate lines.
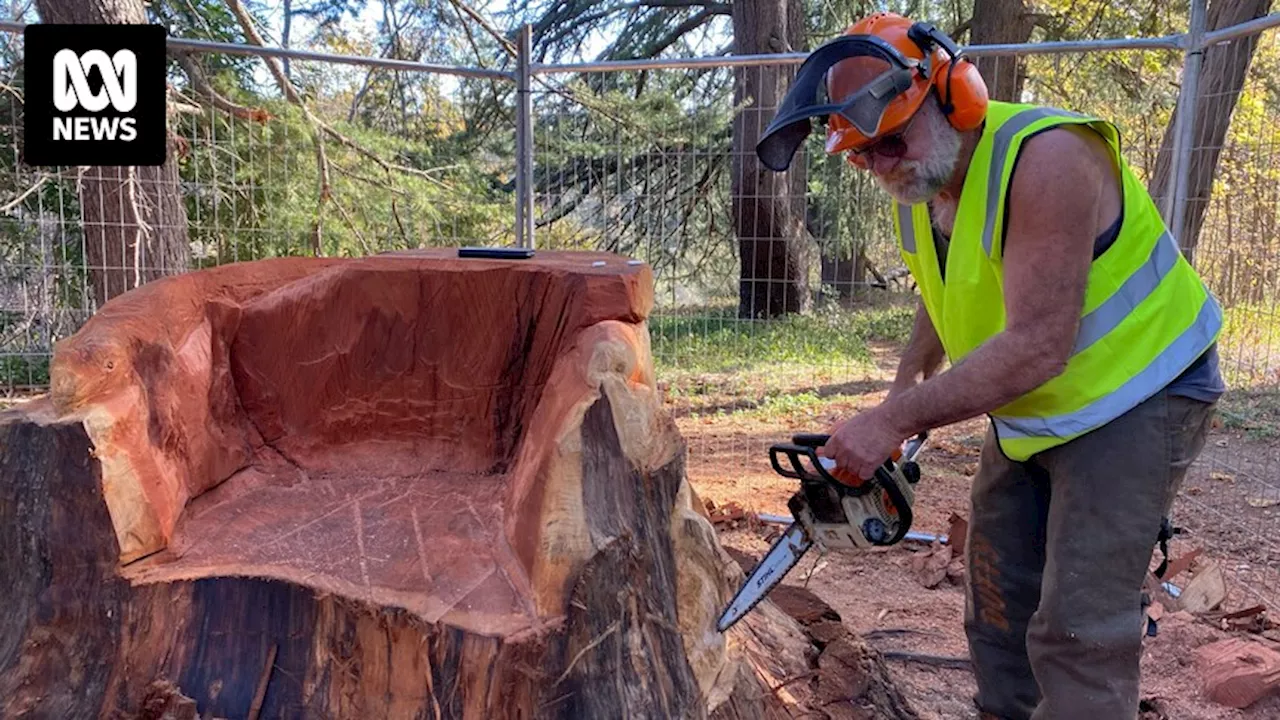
top-left (649, 299), bottom-right (913, 375)
top-left (648, 296), bottom-right (916, 416)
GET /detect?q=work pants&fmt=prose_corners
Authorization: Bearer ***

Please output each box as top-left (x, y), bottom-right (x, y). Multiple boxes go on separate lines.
top-left (964, 387), bottom-right (1216, 719)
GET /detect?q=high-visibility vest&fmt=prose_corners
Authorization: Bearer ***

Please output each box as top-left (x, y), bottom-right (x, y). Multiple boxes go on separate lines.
top-left (893, 100), bottom-right (1223, 461)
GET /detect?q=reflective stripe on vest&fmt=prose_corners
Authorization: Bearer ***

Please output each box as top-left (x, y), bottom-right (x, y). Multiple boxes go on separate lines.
top-left (992, 292), bottom-right (1221, 441)
top-left (893, 101), bottom-right (1222, 461)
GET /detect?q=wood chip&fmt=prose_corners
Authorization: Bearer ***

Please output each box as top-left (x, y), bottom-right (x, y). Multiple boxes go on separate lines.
top-left (1179, 560), bottom-right (1227, 614)
top-left (1223, 605), bottom-right (1268, 621)
top-left (945, 513), bottom-right (968, 557)
top-left (1147, 601), bottom-right (1165, 622)
top-left (1194, 638), bottom-right (1280, 709)
top-left (1161, 547), bottom-right (1203, 583)
top-left (910, 542), bottom-right (952, 589)
top-left (708, 501), bottom-right (749, 528)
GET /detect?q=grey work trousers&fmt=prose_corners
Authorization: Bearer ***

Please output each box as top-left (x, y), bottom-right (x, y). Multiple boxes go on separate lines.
top-left (964, 387), bottom-right (1216, 720)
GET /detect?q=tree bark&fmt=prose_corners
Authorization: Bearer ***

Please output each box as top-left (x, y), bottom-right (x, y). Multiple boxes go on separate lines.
top-left (969, 0), bottom-right (1040, 101)
top-left (731, 0), bottom-right (813, 318)
top-left (34, 0), bottom-right (191, 308)
top-left (2, 251), bottom-right (918, 719)
top-left (1148, 0), bottom-right (1273, 260)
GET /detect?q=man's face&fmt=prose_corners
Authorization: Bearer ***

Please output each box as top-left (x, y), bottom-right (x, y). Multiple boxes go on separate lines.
top-left (826, 56), bottom-right (962, 205)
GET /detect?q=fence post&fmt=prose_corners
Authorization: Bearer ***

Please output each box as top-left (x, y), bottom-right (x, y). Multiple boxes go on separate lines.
top-left (1168, 0), bottom-right (1207, 262)
top-left (515, 24), bottom-right (535, 249)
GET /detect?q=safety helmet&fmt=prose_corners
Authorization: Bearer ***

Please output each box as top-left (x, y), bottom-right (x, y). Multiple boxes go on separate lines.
top-left (755, 13), bottom-right (988, 172)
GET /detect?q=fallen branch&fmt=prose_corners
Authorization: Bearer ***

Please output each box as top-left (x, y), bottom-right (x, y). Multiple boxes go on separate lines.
top-left (391, 198), bottom-right (410, 246)
top-left (0, 174), bottom-right (48, 213)
top-left (330, 197), bottom-right (372, 255)
top-left (444, 0), bottom-right (517, 57)
top-left (318, 125), bottom-right (454, 191)
top-left (862, 628), bottom-right (941, 642)
top-left (171, 52), bottom-right (271, 124)
top-left (879, 651), bottom-right (972, 671)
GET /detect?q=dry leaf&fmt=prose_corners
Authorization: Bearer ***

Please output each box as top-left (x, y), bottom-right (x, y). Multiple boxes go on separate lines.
top-left (911, 543), bottom-right (953, 589)
top-left (1246, 497), bottom-right (1280, 509)
top-left (1211, 471), bottom-right (1235, 482)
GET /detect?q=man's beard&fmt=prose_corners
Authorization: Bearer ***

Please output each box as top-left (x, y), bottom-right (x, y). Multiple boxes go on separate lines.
top-left (875, 109), bottom-right (962, 205)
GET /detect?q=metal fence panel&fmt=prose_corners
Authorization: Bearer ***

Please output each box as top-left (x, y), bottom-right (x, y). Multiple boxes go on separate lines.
top-left (3, 16), bottom-right (1280, 610)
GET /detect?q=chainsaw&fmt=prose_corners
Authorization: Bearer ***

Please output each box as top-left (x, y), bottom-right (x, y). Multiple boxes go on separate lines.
top-left (716, 430), bottom-right (928, 632)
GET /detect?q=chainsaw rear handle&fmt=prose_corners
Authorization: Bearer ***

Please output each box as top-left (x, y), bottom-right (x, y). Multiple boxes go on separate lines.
top-left (788, 430), bottom-right (929, 463)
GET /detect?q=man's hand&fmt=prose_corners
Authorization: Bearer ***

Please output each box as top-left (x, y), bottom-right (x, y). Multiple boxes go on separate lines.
top-left (819, 405), bottom-right (909, 481)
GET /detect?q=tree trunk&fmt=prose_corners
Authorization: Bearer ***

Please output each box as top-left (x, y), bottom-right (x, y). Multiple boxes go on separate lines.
top-left (731, 0), bottom-right (813, 319)
top-left (2, 251), bottom-right (918, 719)
top-left (969, 0), bottom-right (1040, 101)
top-left (34, 0), bottom-right (191, 309)
top-left (1148, 0), bottom-right (1273, 260)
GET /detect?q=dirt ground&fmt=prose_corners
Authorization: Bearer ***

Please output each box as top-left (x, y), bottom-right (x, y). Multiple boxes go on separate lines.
top-left (674, 341), bottom-right (1280, 719)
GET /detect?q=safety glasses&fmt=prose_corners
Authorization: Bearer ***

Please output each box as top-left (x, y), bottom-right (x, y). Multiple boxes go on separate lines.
top-left (846, 111), bottom-right (919, 165)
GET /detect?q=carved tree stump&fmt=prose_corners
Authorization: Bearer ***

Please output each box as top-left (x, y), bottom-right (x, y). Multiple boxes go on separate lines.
top-left (0, 249), bottom-right (917, 719)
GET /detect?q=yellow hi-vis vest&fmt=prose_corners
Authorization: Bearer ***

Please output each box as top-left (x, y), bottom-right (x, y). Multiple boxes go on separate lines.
top-left (893, 100), bottom-right (1223, 461)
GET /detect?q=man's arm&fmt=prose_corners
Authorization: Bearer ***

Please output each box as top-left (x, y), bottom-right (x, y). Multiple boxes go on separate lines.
top-left (878, 126), bottom-right (1116, 439)
top-left (889, 299), bottom-right (946, 398)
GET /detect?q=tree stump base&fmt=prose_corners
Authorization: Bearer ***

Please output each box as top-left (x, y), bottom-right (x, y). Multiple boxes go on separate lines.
top-left (1, 249), bottom-right (917, 719)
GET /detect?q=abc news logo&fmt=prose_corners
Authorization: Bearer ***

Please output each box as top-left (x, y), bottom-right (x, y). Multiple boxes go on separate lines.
top-left (22, 24), bottom-right (166, 167)
top-left (53, 49), bottom-right (140, 142)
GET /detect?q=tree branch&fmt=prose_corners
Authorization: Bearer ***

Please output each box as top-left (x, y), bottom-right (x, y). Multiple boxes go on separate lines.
top-left (444, 0), bottom-right (517, 57)
top-left (172, 52), bottom-right (271, 124)
top-left (225, 0), bottom-right (330, 254)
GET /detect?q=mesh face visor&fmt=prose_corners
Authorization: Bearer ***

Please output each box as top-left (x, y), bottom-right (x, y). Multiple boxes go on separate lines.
top-left (756, 34), bottom-right (922, 172)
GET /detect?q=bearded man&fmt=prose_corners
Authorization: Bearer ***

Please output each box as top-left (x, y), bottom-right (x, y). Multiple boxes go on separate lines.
top-left (755, 12), bottom-right (1226, 720)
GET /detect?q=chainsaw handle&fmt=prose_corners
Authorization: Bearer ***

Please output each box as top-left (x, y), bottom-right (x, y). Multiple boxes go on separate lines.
top-left (786, 431), bottom-right (929, 470)
top-left (769, 442), bottom-right (873, 495)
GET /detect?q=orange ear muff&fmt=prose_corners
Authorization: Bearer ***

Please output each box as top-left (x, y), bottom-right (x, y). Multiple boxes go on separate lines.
top-left (932, 55), bottom-right (988, 131)
top-left (905, 20), bottom-right (989, 132)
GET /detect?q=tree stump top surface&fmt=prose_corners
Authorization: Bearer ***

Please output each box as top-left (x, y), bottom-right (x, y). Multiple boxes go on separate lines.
top-left (36, 248), bottom-right (655, 636)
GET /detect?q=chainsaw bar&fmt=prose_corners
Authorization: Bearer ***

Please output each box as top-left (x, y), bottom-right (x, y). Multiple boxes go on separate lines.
top-left (715, 521), bottom-right (811, 632)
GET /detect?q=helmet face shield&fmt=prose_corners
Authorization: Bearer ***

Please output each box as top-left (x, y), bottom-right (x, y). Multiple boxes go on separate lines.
top-left (830, 65), bottom-right (917, 136)
top-left (756, 33), bottom-right (930, 171)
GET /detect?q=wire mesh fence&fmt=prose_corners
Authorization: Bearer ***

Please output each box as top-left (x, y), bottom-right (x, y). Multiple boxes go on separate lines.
top-left (0, 39), bottom-right (519, 397)
top-left (3, 14), bottom-right (1280, 610)
top-left (528, 35), bottom-right (1280, 610)
top-left (1167, 24), bottom-right (1280, 610)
